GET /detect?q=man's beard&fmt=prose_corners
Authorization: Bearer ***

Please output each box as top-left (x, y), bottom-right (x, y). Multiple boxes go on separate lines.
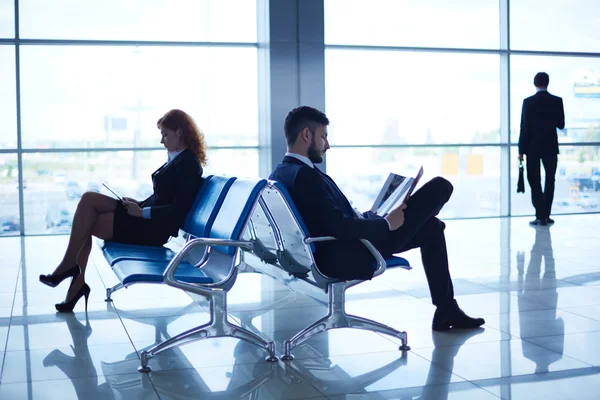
top-left (307, 138), bottom-right (324, 164)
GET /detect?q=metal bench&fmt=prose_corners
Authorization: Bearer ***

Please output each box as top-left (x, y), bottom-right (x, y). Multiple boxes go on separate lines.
top-left (249, 180), bottom-right (412, 360)
top-left (136, 178), bottom-right (279, 372)
top-left (100, 175), bottom-right (236, 301)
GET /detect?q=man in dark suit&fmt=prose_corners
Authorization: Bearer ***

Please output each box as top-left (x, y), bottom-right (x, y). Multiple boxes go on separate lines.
top-left (269, 106), bottom-right (484, 331)
top-left (518, 72), bottom-right (565, 226)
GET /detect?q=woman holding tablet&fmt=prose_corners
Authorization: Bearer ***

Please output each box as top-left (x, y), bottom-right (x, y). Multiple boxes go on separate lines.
top-left (39, 109), bottom-right (207, 312)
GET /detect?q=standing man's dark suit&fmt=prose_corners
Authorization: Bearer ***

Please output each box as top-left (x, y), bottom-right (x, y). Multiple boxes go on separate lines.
top-left (519, 89), bottom-right (565, 222)
top-left (269, 155), bottom-right (455, 308)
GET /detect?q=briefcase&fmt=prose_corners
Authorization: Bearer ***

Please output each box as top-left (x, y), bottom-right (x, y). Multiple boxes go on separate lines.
top-left (517, 160), bottom-right (525, 193)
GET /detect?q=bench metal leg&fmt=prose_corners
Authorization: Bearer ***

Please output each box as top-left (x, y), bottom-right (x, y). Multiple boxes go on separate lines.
top-left (105, 282), bottom-right (124, 302)
top-left (282, 283), bottom-right (409, 360)
top-left (138, 291), bottom-right (277, 372)
top-left (346, 313), bottom-right (410, 351)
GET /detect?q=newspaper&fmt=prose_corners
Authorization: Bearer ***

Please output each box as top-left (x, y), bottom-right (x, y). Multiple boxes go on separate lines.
top-left (370, 166), bottom-right (424, 216)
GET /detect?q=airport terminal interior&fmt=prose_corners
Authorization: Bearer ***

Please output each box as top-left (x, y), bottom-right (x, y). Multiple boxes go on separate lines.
top-left (1, 0), bottom-right (600, 399)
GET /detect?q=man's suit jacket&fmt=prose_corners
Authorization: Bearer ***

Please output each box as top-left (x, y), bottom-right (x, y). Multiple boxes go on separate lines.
top-left (519, 91), bottom-right (565, 156)
top-left (140, 148), bottom-right (204, 237)
top-left (269, 156), bottom-right (390, 280)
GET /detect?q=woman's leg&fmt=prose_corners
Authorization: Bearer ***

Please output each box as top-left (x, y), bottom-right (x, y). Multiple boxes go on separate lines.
top-left (64, 211), bottom-right (116, 302)
top-left (52, 192), bottom-right (117, 276)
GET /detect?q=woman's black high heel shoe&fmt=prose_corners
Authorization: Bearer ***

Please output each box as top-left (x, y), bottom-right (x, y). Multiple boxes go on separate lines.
top-left (39, 265), bottom-right (80, 288)
top-left (55, 283), bottom-right (91, 313)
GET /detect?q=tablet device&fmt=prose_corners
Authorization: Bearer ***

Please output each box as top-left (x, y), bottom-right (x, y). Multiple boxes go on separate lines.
top-left (102, 183), bottom-right (123, 201)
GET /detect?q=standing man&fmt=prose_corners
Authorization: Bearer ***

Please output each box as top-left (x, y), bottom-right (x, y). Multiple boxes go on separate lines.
top-left (518, 72), bottom-right (565, 226)
top-left (270, 106), bottom-right (485, 331)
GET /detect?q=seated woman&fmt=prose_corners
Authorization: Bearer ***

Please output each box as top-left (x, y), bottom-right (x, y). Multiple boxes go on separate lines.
top-left (39, 109), bottom-right (207, 312)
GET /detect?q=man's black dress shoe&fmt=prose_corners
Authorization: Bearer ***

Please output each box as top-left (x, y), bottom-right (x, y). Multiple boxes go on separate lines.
top-left (432, 300), bottom-right (485, 331)
top-left (529, 219), bottom-right (547, 226)
top-left (546, 218), bottom-right (555, 225)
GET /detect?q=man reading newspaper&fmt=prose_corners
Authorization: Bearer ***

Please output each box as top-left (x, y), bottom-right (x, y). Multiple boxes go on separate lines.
top-left (269, 106), bottom-right (485, 331)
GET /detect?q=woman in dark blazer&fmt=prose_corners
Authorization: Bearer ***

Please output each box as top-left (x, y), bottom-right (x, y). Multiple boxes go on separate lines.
top-left (39, 109), bottom-right (207, 312)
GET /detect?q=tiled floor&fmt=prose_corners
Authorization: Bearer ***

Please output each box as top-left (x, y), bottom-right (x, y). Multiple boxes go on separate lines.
top-left (0, 214), bottom-right (599, 399)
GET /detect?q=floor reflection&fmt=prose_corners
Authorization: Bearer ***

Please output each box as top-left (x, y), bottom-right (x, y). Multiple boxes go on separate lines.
top-left (5, 215), bottom-right (600, 399)
top-left (517, 226), bottom-right (564, 373)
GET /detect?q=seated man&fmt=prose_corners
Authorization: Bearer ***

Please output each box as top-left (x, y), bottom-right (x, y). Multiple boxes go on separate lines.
top-left (269, 106), bottom-right (484, 331)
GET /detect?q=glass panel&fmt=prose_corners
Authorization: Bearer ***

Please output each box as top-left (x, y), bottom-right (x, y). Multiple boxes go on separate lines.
top-left (326, 146), bottom-right (501, 218)
top-left (0, 45), bottom-right (16, 149)
top-left (511, 0), bottom-right (600, 52)
top-left (325, 0), bottom-right (499, 49)
top-left (511, 55), bottom-right (600, 144)
top-left (203, 148), bottom-right (259, 178)
top-left (326, 50), bottom-right (500, 145)
top-left (19, 0), bottom-right (256, 42)
top-left (0, 0), bottom-right (14, 38)
top-left (20, 46), bottom-right (258, 149)
top-left (512, 145), bottom-right (600, 216)
top-left (22, 149), bottom-right (258, 234)
top-left (0, 154), bottom-right (20, 236)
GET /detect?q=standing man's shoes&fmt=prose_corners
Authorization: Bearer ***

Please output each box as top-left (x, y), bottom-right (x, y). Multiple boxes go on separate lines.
top-left (432, 300), bottom-right (485, 331)
top-left (529, 219), bottom-right (547, 226)
top-left (546, 218), bottom-right (555, 225)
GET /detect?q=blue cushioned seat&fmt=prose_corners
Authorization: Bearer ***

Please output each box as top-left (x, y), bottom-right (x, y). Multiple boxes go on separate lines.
top-left (101, 242), bottom-right (181, 266)
top-left (112, 260), bottom-right (213, 286)
top-left (103, 176), bottom-right (237, 301)
top-left (103, 176), bottom-right (235, 266)
top-left (208, 178), bottom-right (268, 255)
top-left (384, 256), bottom-right (411, 268)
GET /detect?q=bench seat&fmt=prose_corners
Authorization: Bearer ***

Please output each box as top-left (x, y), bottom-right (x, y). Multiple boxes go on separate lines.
top-left (384, 256), bottom-right (411, 269)
top-left (112, 260), bottom-right (213, 286)
top-left (101, 242), bottom-right (184, 266)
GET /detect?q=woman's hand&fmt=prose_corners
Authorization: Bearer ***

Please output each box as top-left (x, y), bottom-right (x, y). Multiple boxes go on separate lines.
top-left (123, 200), bottom-right (143, 218)
top-left (122, 197), bottom-right (140, 205)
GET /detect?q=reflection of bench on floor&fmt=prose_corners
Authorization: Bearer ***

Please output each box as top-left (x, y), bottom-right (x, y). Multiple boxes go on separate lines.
top-left (97, 175), bottom-right (412, 372)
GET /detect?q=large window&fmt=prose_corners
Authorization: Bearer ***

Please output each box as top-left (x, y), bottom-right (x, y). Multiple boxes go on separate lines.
top-left (19, 0), bottom-right (257, 42)
top-left (3, 0), bottom-right (600, 236)
top-left (326, 50), bottom-right (501, 145)
top-left (0, 0), bottom-right (14, 38)
top-left (0, 154), bottom-right (19, 236)
top-left (19, 46), bottom-right (258, 149)
top-left (511, 145), bottom-right (600, 216)
top-left (325, 0), bottom-right (600, 219)
top-left (510, 55), bottom-right (600, 144)
top-left (328, 147), bottom-right (501, 218)
top-left (2, 0), bottom-right (259, 235)
top-left (0, 45), bottom-right (16, 149)
top-left (325, 0), bottom-right (499, 49)
top-left (510, 0), bottom-right (600, 53)
top-left (21, 149), bottom-right (260, 234)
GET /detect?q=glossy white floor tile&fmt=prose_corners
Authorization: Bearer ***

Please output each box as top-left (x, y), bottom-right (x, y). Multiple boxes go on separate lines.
top-left (0, 214), bottom-right (599, 399)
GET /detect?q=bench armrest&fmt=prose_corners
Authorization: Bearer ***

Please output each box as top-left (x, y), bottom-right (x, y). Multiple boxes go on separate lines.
top-left (303, 236), bottom-right (387, 278)
top-left (163, 238), bottom-right (253, 295)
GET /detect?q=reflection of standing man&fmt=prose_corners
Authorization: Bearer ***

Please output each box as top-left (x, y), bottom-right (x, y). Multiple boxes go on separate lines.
top-left (518, 72), bottom-right (565, 226)
top-left (517, 227), bottom-right (563, 373)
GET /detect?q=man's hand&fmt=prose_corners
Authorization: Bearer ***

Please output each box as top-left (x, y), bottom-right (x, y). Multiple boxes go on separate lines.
top-left (123, 200), bottom-right (143, 218)
top-left (122, 197), bottom-right (140, 205)
top-left (384, 203), bottom-right (407, 231)
top-left (518, 154), bottom-right (524, 162)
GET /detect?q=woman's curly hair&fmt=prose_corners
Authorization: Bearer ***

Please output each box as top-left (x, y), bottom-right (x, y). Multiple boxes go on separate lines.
top-left (157, 109), bottom-right (207, 166)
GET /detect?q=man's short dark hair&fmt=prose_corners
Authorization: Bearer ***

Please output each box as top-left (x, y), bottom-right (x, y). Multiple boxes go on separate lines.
top-left (534, 72), bottom-right (550, 88)
top-left (284, 106), bottom-right (330, 146)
